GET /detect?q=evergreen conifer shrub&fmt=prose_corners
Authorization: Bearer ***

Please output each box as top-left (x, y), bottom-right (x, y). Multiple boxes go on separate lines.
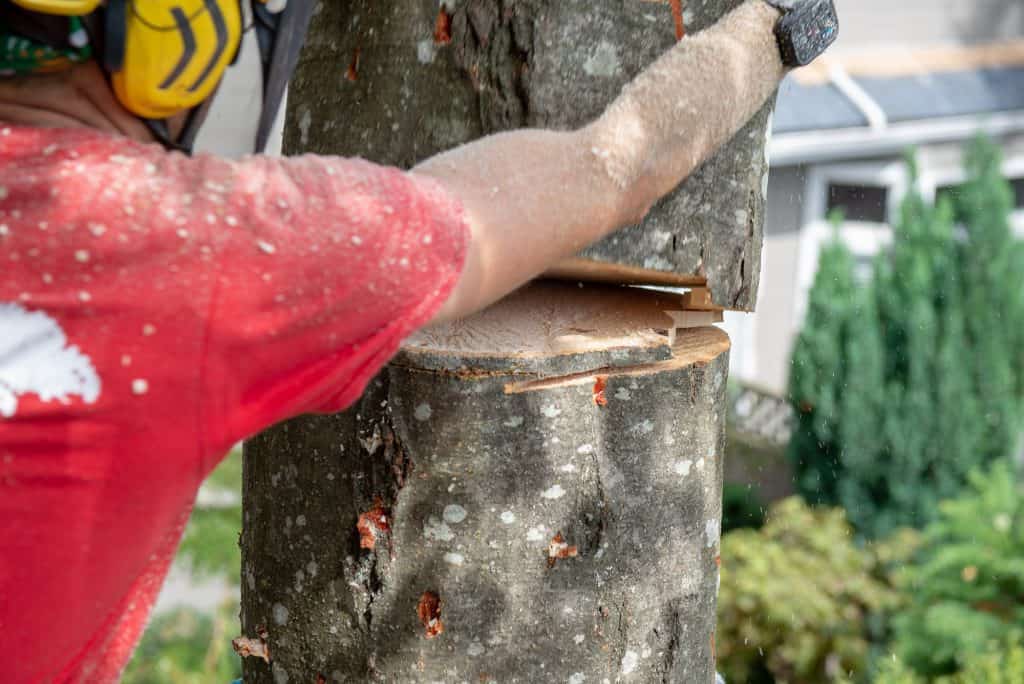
top-left (787, 138), bottom-right (1023, 536)
top-left (888, 461), bottom-right (1024, 678)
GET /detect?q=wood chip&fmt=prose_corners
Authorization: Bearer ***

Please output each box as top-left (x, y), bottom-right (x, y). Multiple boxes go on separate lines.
top-left (670, 0), bottom-right (685, 40)
top-left (434, 7), bottom-right (452, 44)
top-left (357, 496), bottom-right (390, 550)
top-left (547, 532), bottom-right (579, 568)
top-left (231, 625), bottom-right (270, 663)
top-left (417, 591), bottom-right (444, 638)
top-left (346, 47), bottom-right (361, 82)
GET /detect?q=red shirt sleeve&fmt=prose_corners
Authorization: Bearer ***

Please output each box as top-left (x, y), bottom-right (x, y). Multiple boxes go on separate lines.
top-left (192, 152), bottom-right (468, 463)
top-left (0, 125), bottom-right (467, 682)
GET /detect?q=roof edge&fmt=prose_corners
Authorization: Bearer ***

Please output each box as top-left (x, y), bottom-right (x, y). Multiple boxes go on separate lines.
top-left (768, 110), bottom-right (1024, 166)
top-left (792, 40), bottom-right (1024, 86)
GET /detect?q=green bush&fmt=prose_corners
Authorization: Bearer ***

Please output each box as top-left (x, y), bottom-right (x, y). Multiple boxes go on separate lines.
top-left (123, 601), bottom-right (242, 684)
top-left (722, 481), bottom-right (767, 532)
top-left (875, 632), bottom-right (1024, 684)
top-left (888, 461), bottom-right (1024, 678)
top-left (788, 137), bottom-right (1023, 537)
top-left (955, 139), bottom-right (1024, 461)
top-left (717, 497), bottom-right (911, 683)
top-left (787, 228), bottom-right (858, 507)
top-left (177, 503), bottom-right (242, 579)
top-left (177, 449), bottom-right (243, 578)
top-left (126, 449), bottom-right (244, 682)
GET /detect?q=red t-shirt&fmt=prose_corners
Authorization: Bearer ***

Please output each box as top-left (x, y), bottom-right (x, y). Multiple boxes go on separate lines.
top-left (0, 125), bottom-right (468, 682)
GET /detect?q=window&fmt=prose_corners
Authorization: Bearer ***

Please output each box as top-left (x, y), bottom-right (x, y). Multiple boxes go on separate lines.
top-left (826, 183), bottom-right (889, 223)
top-left (1012, 178), bottom-right (1024, 210)
top-left (794, 161), bottom-right (905, 331)
top-left (938, 178), bottom-right (1024, 220)
top-left (1010, 176), bottom-right (1024, 239)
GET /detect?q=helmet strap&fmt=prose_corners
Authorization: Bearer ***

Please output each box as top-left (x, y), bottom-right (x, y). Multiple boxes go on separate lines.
top-left (252, 0), bottom-right (315, 153)
top-left (142, 87), bottom-right (218, 154)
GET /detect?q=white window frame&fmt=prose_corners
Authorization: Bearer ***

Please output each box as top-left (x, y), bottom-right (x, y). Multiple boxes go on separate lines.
top-left (793, 160), bottom-right (907, 328)
top-left (720, 310), bottom-right (758, 383)
top-left (793, 154), bottom-right (1024, 331)
top-left (921, 156), bottom-right (1024, 239)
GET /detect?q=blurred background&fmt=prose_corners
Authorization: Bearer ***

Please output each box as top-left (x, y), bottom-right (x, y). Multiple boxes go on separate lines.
top-left (130, 1), bottom-right (1024, 681)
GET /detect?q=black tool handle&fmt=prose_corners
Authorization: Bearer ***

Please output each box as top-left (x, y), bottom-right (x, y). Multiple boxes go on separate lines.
top-left (773, 0), bottom-right (839, 67)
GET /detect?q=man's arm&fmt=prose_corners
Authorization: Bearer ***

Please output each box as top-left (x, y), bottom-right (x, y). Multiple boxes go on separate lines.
top-left (414, 0), bottom-right (786, 323)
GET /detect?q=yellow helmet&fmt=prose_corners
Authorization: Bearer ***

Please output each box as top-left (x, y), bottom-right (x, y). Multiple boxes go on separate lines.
top-left (0, 0), bottom-right (314, 152)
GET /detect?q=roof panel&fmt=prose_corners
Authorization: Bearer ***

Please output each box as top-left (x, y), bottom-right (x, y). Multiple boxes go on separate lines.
top-left (857, 66), bottom-right (1024, 123)
top-left (772, 76), bottom-right (868, 134)
top-left (773, 66), bottom-right (1024, 135)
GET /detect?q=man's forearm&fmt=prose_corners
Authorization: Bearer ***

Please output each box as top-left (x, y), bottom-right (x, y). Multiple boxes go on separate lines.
top-left (589, 0), bottom-right (785, 205)
top-left (413, 127), bottom-right (625, 323)
top-left (415, 0), bottom-right (785, 323)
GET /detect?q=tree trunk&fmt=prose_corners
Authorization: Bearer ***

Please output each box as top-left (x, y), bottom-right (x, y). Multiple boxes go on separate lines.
top-left (241, 283), bottom-right (729, 682)
top-left (284, 0), bottom-right (774, 310)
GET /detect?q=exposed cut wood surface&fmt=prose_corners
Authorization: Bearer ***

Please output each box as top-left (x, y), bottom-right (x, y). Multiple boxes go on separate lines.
top-left (680, 287), bottom-right (725, 311)
top-left (545, 257), bottom-right (707, 288)
top-left (664, 310), bottom-right (724, 344)
top-left (504, 326), bottom-right (730, 394)
top-left (404, 281), bottom-right (688, 359)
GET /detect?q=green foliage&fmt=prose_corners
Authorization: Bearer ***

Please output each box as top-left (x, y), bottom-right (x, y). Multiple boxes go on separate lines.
top-left (876, 632), bottom-right (1024, 684)
top-left (716, 497), bottom-right (909, 684)
top-left (888, 461), bottom-right (1024, 678)
top-left (127, 449), bottom-right (244, 681)
top-left (835, 276), bottom-right (888, 531)
top-left (787, 237), bottom-right (858, 505)
top-left (205, 447), bottom-right (243, 492)
top-left (788, 138), bottom-right (1023, 537)
top-left (178, 505), bottom-right (243, 579)
top-left (957, 136), bottom-right (1023, 460)
top-left (177, 450), bottom-right (243, 578)
top-left (871, 163), bottom-right (976, 534)
top-left (951, 633), bottom-right (1024, 684)
top-left (123, 601), bottom-right (242, 684)
top-left (722, 481), bottom-right (766, 532)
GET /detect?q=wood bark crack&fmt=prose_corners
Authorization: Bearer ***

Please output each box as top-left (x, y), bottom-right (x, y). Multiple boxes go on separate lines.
top-left (453, 0), bottom-right (537, 132)
top-left (659, 599), bottom-right (684, 682)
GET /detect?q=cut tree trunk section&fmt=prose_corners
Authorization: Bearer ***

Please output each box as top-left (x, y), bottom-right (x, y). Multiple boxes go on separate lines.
top-left (284, 0), bottom-right (774, 310)
top-left (240, 282), bottom-right (730, 682)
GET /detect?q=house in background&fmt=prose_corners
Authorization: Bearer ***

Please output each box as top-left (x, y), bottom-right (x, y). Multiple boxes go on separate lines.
top-left (723, 0), bottom-right (1024, 393)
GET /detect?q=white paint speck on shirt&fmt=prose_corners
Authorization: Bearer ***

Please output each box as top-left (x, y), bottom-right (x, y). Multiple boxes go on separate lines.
top-left (0, 303), bottom-right (102, 418)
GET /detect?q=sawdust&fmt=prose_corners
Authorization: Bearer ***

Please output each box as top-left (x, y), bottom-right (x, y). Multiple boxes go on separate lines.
top-left (589, 0), bottom-right (785, 193)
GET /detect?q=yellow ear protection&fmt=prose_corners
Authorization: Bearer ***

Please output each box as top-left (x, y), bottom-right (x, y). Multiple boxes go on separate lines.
top-left (3, 0), bottom-right (315, 153)
top-left (9, 0), bottom-right (100, 12)
top-left (107, 0), bottom-right (243, 120)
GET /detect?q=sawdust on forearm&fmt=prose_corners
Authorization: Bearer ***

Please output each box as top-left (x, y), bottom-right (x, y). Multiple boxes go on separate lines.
top-left (589, 0), bottom-right (785, 203)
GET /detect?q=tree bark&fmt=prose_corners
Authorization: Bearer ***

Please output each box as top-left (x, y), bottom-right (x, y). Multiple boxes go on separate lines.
top-left (284, 0), bottom-right (774, 310)
top-left (239, 2), bottom-right (757, 679)
top-left (241, 283), bottom-right (729, 682)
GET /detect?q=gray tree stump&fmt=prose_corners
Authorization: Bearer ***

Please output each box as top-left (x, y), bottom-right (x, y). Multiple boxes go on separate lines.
top-left (240, 283), bottom-right (730, 682)
top-left (285, 0), bottom-right (774, 310)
